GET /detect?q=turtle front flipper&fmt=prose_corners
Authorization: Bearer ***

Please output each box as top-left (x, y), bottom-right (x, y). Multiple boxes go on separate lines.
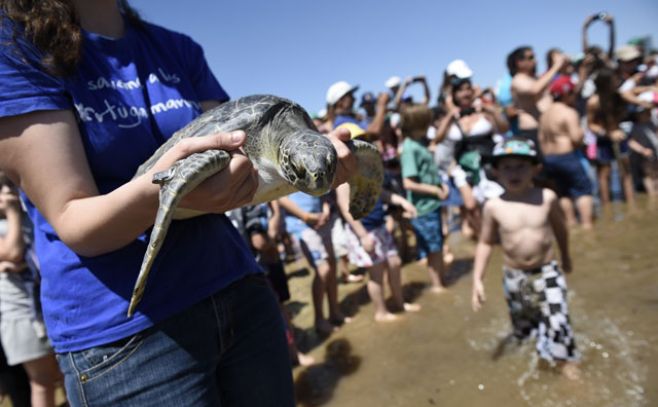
top-left (127, 149), bottom-right (231, 317)
top-left (347, 140), bottom-right (384, 219)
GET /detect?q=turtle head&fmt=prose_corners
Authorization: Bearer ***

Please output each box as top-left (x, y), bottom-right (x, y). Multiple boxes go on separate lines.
top-left (279, 130), bottom-right (337, 196)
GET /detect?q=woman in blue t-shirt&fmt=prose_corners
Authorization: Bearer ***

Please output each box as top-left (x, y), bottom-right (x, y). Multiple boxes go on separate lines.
top-left (0, 1), bottom-right (354, 406)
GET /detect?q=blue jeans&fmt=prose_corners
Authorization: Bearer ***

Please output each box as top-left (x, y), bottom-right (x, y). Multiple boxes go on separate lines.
top-left (56, 274), bottom-right (294, 406)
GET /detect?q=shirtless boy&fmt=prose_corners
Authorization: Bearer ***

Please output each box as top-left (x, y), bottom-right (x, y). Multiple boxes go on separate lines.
top-left (539, 75), bottom-right (594, 229)
top-left (471, 137), bottom-right (580, 379)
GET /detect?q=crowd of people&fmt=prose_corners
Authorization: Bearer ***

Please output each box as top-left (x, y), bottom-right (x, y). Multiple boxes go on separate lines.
top-left (0, 2), bottom-right (656, 406)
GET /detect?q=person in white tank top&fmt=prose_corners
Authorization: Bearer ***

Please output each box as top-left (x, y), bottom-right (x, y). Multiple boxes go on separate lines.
top-left (431, 79), bottom-right (508, 238)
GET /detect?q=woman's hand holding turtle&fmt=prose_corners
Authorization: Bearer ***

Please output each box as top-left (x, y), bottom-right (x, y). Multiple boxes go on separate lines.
top-left (147, 130), bottom-right (259, 214)
top-left (326, 127), bottom-right (357, 189)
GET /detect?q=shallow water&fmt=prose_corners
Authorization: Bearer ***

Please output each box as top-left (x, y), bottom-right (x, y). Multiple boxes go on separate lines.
top-left (290, 198), bottom-right (658, 407)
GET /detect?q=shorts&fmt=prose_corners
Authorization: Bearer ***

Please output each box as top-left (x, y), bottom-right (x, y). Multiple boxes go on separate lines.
top-left (330, 216), bottom-right (350, 258)
top-left (345, 224), bottom-right (399, 268)
top-left (410, 207), bottom-right (443, 259)
top-left (297, 222), bottom-right (333, 267)
top-left (543, 151), bottom-right (593, 198)
top-left (502, 261), bottom-right (579, 362)
top-left (0, 317), bottom-right (52, 366)
top-left (596, 135), bottom-right (629, 165)
top-left (640, 157), bottom-right (658, 179)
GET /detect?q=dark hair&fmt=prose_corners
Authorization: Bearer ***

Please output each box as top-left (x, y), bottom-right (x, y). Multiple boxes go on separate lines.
top-left (450, 78), bottom-right (472, 107)
top-left (506, 46), bottom-right (532, 76)
top-left (2, 0), bottom-right (142, 76)
top-left (594, 67), bottom-right (626, 130)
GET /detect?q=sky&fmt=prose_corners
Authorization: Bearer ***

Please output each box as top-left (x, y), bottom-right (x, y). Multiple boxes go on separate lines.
top-left (130, 0), bottom-right (658, 114)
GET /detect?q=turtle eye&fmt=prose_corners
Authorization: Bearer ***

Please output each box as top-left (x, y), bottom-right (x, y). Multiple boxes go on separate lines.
top-left (290, 158), bottom-right (306, 179)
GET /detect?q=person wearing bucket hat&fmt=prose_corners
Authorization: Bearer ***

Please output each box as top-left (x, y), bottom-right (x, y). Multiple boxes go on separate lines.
top-left (539, 75), bottom-right (594, 229)
top-left (473, 135), bottom-right (581, 380)
top-left (490, 137), bottom-right (540, 165)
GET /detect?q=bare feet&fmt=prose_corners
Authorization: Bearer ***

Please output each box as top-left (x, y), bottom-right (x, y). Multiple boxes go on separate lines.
top-left (403, 302), bottom-right (422, 312)
top-left (560, 362), bottom-right (582, 381)
top-left (295, 352), bottom-right (316, 367)
top-left (374, 312), bottom-right (399, 322)
top-left (328, 310), bottom-right (353, 327)
top-left (429, 285), bottom-right (448, 294)
top-left (443, 249), bottom-right (454, 266)
top-left (340, 273), bottom-right (365, 284)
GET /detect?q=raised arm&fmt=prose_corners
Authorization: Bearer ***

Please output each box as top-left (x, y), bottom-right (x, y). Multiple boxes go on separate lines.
top-left (430, 107), bottom-right (460, 148)
top-left (513, 54), bottom-right (567, 100)
top-left (365, 92), bottom-right (391, 139)
top-left (416, 75), bottom-right (431, 106)
top-left (603, 14), bottom-right (616, 60)
top-left (581, 14), bottom-right (597, 53)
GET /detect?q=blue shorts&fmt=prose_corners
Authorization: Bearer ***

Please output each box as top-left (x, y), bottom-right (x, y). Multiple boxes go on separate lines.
top-left (543, 151), bottom-right (593, 198)
top-left (411, 207), bottom-right (444, 259)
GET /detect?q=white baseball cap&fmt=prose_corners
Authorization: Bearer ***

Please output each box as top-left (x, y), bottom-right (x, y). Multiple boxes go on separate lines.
top-left (385, 76), bottom-right (401, 89)
top-left (446, 59), bottom-right (473, 79)
top-left (326, 81), bottom-right (359, 106)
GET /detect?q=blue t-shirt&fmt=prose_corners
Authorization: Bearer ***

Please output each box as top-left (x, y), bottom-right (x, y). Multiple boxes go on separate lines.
top-left (283, 192), bottom-right (322, 237)
top-left (359, 197), bottom-right (386, 231)
top-left (0, 17), bottom-right (261, 352)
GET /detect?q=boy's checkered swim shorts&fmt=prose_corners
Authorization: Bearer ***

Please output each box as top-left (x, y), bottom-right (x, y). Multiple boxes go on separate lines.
top-left (503, 261), bottom-right (580, 362)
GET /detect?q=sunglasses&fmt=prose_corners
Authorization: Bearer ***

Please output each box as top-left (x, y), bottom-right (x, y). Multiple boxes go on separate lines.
top-left (523, 54), bottom-right (535, 61)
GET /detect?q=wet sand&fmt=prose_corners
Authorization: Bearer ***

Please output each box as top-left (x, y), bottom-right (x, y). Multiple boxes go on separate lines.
top-left (290, 198), bottom-right (658, 407)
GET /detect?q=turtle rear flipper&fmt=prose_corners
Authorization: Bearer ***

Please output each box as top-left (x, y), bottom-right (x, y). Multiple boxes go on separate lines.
top-left (127, 149), bottom-right (231, 317)
top-left (347, 140), bottom-right (384, 219)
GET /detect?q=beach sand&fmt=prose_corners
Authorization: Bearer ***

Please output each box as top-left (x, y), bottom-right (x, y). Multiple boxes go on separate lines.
top-left (290, 198), bottom-right (658, 407)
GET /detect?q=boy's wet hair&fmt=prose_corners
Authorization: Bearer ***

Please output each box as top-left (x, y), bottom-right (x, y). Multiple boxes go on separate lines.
top-left (400, 104), bottom-right (432, 138)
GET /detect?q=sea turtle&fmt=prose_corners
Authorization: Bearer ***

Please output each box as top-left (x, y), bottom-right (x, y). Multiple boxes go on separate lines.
top-left (127, 95), bottom-right (383, 316)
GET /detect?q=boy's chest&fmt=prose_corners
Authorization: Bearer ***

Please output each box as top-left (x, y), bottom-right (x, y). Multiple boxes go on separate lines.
top-left (493, 201), bottom-right (550, 232)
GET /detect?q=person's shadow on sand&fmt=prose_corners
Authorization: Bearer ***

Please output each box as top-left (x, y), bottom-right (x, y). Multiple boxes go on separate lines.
top-left (294, 339), bottom-right (361, 406)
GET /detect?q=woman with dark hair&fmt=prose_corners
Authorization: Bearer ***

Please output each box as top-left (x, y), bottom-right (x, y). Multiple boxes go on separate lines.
top-left (431, 78), bottom-right (507, 237)
top-left (0, 1), bottom-right (354, 405)
top-left (586, 67), bottom-right (635, 206)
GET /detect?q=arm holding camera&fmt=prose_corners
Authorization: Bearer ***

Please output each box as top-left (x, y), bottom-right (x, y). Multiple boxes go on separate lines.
top-left (582, 12), bottom-right (615, 59)
top-left (394, 75), bottom-right (431, 108)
